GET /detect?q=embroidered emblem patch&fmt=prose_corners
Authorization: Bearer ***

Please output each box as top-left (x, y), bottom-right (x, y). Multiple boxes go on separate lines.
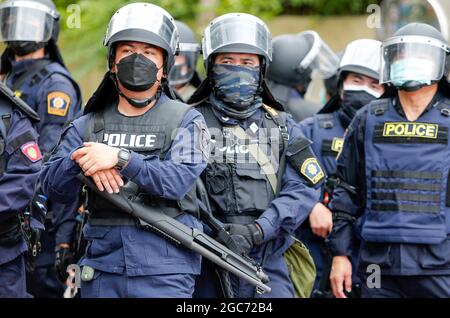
top-left (301, 158), bottom-right (325, 185)
top-left (20, 142), bottom-right (42, 163)
top-left (48, 92), bottom-right (70, 117)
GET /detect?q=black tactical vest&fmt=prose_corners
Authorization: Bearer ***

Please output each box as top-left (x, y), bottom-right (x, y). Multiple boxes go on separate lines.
top-left (196, 102), bottom-right (289, 225)
top-left (83, 99), bottom-right (199, 225)
top-left (0, 100), bottom-right (12, 175)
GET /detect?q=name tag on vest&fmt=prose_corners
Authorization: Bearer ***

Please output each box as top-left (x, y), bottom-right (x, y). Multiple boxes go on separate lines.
top-left (321, 137), bottom-right (344, 157)
top-left (103, 132), bottom-right (165, 151)
top-left (374, 122), bottom-right (448, 144)
top-left (383, 122), bottom-right (438, 139)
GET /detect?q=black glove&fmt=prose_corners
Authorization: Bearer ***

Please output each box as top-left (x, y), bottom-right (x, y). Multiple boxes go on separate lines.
top-left (223, 223), bottom-right (264, 255)
top-left (55, 246), bottom-right (74, 283)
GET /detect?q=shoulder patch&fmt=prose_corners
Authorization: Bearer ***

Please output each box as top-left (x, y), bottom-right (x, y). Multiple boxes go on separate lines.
top-left (48, 92), bottom-right (71, 117)
top-left (301, 158), bottom-right (325, 185)
top-left (20, 141), bottom-right (42, 163)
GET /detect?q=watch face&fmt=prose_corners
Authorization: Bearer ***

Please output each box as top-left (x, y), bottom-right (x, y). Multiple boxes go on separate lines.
top-left (120, 150), bottom-right (130, 160)
top-left (118, 149), bottom-right (131, 166)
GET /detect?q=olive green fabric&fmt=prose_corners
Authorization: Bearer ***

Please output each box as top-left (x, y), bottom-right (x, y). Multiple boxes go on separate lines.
top-left (284, 236), bottom-right (317, 298)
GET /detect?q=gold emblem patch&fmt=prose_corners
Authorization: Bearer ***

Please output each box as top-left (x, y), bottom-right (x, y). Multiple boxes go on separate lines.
top-left (301, 158), bottom-right (325, 185)
top-left (48, 92), bottom-right (71, 117)
top-left (383, 122), bottom-right (438, 139)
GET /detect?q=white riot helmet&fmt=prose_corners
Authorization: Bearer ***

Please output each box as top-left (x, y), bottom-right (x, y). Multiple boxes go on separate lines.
top-left (339, 39), bottom-right (382, 81)
top-left (104, 2), bottom-right (179, 73)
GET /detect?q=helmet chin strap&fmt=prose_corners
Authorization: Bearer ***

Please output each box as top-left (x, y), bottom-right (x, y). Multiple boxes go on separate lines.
top-left (399, 81), bottom-right (426, 92)
top-left (398, 81), bottom-right (435, 93)
top-left (111, 73), bottom-right (161, 108)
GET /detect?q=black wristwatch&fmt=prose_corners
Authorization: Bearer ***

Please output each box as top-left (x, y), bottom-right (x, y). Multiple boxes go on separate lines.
top-left (116, 148), bottom-right (131, 170)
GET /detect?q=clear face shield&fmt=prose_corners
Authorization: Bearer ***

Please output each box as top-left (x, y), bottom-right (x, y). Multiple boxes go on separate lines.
top-left (0, 1), bottom-right (56, 43)
top-left (202, 13), bottom-right (272, 62)
top-left (381, 36), bottom-right (448, 87)
top-left (378, 0), bottom-right (449, 41)
top-left (297, 31), bottom-right (340, 79)
top-left (168, 43), bottom-right (199, 86)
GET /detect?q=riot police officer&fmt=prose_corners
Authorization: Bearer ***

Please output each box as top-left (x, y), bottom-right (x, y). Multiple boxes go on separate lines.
top-left (40, 3), bottom-right (210, 298)
top-left (267, 31), bottom-right (339, 122)
top-left (297, 39), bottom-right (385, 296)
top-left (189, 13), bottom-right (327, 298)
top-left (0, 0), bottom-right (82, 297)
top-left (0, 84), bottom-right (42, 298)
top-left (168, 21), bottom-right (202, 102)
top-left (329, 23), bottom-right (450, 298)
top-left (0, 0), bottom-right (82, 151)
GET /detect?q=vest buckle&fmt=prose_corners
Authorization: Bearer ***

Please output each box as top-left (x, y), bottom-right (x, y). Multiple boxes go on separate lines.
top-left (374, 107), bottom-right (385, 116)
top-left (323, 121), bottom-right (334, 129)
top-left (278, 126), bottom-right (290, 141)
top-left (440, 107), bottom-right (450, 117)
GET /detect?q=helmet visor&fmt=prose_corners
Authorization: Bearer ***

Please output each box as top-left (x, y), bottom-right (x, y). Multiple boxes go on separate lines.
top-left (298, 31), bottom-right (339, 79)
top-left (378, 0), bottom-right (444, 40)
top-left (381, 36), bottom-right (448, 84)
top-left (168, 51), bottom-right (197, 85)
top-left (203, 15), bottom-right (271, 61)
top-left (0, 5), bottom-right (53, 42)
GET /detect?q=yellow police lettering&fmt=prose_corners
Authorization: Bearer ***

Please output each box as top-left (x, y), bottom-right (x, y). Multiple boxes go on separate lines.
top-left (416, 124), bottom-right (425, 136)
top-left (384, 124), bottom-right (395, 135)
top-left (426, 125), bottom-right (436, 138)
top-left (383, 122), bottom-right (438, 139)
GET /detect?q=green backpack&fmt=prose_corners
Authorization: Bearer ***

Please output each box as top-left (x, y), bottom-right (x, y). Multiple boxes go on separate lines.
top-left (284, 236), bottom-right (317, 298)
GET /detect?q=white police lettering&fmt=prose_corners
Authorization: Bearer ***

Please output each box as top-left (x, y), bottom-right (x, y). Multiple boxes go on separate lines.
top-left (104, 133), bottom-right (158, 148)
top-left (218, 145), bottom-right (250, 154)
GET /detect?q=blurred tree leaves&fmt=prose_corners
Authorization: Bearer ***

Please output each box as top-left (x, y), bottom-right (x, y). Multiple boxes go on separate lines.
top-left (53, 0), bottom-right (381, 97)
top-left (55, 0), bottom-right (199, 82)
top-left (283, 0), bottom-right (381, 15)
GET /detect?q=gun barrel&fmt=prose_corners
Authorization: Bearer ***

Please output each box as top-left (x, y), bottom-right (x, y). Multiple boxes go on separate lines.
top-left (77, 174), bottom-right (271, 294)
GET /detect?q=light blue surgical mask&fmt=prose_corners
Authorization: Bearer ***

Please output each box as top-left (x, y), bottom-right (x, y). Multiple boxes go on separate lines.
top-left (390, 58), bottom-right (433, 87)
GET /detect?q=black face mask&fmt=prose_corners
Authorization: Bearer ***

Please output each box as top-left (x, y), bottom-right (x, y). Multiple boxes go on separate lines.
top-left (115, 53), bottom-right (160, 92)
top-left (8, 41), bottom-right (46, 57)
top-left (341, 90), bottom-right (378, 118)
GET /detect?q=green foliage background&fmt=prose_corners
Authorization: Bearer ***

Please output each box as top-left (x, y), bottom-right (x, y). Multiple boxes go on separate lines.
top-left (53, 0), bottom-right (381, 98)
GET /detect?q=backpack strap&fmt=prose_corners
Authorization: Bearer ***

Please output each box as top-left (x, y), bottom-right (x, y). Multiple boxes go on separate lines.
top-left (261, 104), bottom-right (289, 196)
top-left (9, 59), bottom-right (51, 96)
